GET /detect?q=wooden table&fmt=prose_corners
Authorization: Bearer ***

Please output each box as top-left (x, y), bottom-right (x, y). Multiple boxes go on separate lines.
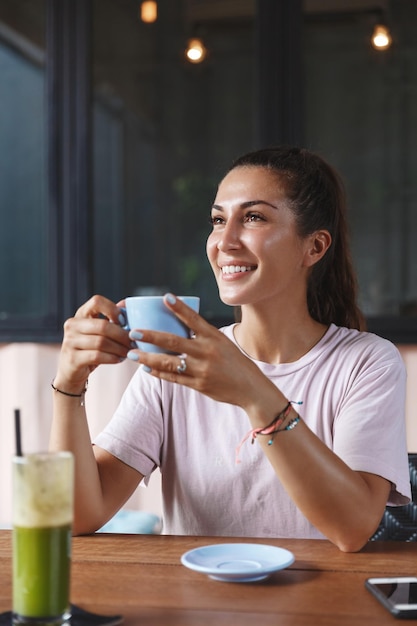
top-left (1, 531), bottom-right (417, 625)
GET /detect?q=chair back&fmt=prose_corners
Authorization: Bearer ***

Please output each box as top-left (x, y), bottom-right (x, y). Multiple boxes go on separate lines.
top-left (371, 453), bottom-right (417, 541)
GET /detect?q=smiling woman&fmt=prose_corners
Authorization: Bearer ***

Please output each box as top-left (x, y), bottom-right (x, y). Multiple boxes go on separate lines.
top-left (50, 144), bottom-right (411, 553)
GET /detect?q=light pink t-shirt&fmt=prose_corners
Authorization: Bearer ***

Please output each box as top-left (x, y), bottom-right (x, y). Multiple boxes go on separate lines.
top-left (94, 324), bottom-right (411, 538)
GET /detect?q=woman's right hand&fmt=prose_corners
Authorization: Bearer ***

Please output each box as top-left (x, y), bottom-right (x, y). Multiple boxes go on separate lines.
top-left (53, 295), bottom-right (132, 394)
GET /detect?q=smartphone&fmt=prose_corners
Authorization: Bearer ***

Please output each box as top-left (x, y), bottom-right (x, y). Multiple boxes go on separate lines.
top-left (366, 577), bottom-right (417, 619)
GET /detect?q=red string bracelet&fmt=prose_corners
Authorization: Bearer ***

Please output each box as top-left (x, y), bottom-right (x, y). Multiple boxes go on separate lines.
top-left (235, 400), bottom-right (303, 464)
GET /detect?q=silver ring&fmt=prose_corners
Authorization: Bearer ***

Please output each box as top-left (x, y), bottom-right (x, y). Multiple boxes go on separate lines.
top-left (177, 355), bottom-right (187, 374)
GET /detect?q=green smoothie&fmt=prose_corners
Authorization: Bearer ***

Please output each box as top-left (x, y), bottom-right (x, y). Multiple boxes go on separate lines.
top-left (13, 524), bottom-right (71, 619)
top-left (12, 452), bottom-right (74, 625)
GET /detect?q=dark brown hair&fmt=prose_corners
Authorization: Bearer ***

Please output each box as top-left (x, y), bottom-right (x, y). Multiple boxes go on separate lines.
top-left (229, 146), bottom-right (365, 330)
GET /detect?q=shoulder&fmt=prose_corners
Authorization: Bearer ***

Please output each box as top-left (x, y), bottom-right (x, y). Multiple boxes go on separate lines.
top-left (326, 324), bottom-right (402, 360)
top-left (322, 325), bottom-right (405, 381)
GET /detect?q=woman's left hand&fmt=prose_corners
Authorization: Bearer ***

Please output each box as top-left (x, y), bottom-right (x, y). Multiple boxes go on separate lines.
top-left (126, 293), bottom-right (272, 411)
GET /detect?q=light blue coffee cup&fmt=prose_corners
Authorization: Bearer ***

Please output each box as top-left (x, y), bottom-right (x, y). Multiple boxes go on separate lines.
top-left (123, 295), bottom-right (200, 353)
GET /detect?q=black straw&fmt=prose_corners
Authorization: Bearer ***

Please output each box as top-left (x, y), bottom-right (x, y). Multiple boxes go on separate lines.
top-left (14, 409), bottom-right (22, 456)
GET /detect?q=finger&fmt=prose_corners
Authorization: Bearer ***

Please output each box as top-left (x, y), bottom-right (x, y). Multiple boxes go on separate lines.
top-left (75, 294), bottom-right (126, 326)
top-left (67, 315), bottom-right (130, 344)
top-left (64, 318), bottom-right (133, 361)
top-left (162, 293), bottom-right (207, 335)
top-left (133, 352), bottom-right (196, 385)
top-left (128, 329), bottom-right (190, 356)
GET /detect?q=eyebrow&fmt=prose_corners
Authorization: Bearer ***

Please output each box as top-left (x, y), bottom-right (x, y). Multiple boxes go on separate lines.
top-left (211, 199), bottom-right (279, 211)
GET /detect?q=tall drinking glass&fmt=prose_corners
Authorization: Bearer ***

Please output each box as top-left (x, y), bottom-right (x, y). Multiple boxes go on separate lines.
top-left (12, 452), bottom-right (74, 625)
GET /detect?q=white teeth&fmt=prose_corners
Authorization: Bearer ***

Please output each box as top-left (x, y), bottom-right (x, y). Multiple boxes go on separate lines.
top-left (222, 265), bottom-right (254, 274)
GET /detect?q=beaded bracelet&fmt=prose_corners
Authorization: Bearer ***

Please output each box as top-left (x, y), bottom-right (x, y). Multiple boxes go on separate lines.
top-left (284, 415), bottom-right (300, 431)
top-left (235, 400), bottom-right (303, 464)
top-left (51, 379), bottom-right (88, 406)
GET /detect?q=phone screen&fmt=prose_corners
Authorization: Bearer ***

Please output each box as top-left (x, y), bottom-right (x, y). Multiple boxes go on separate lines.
top-left (366, 577), bottom-right (417, 618)
top-left (375, 581), bottom-right (417, 605)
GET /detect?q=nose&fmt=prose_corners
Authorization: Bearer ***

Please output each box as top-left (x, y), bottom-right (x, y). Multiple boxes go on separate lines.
top-left (216, 219), bottom-right (242, 252)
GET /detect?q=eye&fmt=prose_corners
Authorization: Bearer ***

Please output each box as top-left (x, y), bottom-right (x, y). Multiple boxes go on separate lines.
top-left (209, 214), bottom-right (224, 226)
top-left (244, 212), bottom-right (264, 223)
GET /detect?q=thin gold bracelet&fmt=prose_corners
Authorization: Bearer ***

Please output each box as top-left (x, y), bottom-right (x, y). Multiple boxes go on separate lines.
top-left (51, 379), bottom-right (88, 406)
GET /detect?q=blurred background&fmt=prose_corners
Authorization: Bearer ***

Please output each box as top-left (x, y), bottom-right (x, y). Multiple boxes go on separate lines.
top-left (0, 0), bottom-right (416, 523)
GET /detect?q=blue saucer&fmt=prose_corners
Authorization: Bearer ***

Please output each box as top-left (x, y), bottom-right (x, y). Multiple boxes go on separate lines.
top-left (181, 543), bottom-right (295, 582)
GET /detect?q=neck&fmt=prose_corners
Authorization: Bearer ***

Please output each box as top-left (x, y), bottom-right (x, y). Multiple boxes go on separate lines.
top-left (234, 304), bottom-right (328, 364)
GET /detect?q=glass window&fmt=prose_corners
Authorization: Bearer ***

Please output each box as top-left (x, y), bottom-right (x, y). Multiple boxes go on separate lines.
top-left (304, 1), bottom-right (417, 320)
top-left (0, 1), bottom-right (48, 325)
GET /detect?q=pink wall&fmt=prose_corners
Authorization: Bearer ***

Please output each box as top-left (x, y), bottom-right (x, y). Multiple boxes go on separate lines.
top-left (1, 342), bottom-right (416, 526)
top-left (0, 344), bottom-right (162, 526)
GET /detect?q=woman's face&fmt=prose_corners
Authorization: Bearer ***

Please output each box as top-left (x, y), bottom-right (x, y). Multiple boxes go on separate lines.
top-left (206, 165), bottom-right (314, 308)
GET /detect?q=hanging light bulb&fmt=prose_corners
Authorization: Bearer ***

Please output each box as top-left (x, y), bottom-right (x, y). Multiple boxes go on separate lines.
top-left (140, 1), bottom-right (157, 24)
top-left (371, 23), bottom-right (392, 50)
top-left (185, 38), bottom-right (207, 64)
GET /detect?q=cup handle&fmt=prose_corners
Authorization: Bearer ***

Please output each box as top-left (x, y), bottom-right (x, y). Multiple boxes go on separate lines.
top-left (119, 307), bottom-right (130, 331)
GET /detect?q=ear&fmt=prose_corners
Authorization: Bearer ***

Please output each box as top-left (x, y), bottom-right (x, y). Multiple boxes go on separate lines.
top-left (302, 230), bottom-right (332, 268)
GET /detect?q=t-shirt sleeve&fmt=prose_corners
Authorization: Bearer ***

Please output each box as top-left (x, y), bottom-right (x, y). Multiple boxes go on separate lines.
top-left (93, 367), bottom-right (164, 481)
top-left (332, 338), bottom-right (411, 506)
